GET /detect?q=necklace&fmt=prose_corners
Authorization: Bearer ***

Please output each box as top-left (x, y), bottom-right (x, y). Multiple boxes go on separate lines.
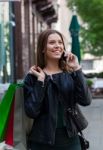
top-left (43, 69), bottom-right (63, 76)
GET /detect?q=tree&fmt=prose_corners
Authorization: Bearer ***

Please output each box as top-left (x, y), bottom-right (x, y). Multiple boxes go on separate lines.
top-left (67, 0), bottom-right (103, 56)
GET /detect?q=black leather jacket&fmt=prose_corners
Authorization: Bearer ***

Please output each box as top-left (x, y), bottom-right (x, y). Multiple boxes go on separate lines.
top-left (23, 69), bottom-right (91, 145)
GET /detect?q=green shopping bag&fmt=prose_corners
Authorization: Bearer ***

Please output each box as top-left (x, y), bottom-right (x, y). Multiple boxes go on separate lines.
top-left (0, 83), bottom-right (23, 141)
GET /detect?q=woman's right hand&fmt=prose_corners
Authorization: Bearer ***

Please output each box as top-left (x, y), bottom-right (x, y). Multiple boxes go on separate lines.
top-left (29, 65), bottom-right (45, 82)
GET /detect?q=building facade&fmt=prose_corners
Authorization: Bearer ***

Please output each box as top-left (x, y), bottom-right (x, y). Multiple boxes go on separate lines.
top-left (0, 0), bottom-right (58, 83)
top-left (14, 0), bottom-right (58, 81)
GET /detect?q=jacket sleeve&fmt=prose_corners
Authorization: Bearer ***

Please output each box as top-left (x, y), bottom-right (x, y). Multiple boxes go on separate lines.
top-left (23, 73), bottom-right (45, 119)
top-left (71, 69), bottom-right (92, 106)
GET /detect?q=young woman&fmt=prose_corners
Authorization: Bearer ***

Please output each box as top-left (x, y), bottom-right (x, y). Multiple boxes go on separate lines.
top-left (23, 29), bottom-right (91, 150)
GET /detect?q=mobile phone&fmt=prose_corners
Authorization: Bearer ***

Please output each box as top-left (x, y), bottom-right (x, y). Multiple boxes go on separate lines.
top-left (61, 52), bottom-right (66, 61)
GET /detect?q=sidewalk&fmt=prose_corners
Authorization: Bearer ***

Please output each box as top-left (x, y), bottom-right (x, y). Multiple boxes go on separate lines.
top-left (81, 99), bottom-right (103, 150)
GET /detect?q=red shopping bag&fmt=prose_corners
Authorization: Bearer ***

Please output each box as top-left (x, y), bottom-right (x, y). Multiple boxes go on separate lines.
top-left (0, 84), bottom-right (16, 141)
top-left (5, 98), bottom-right (15, 146)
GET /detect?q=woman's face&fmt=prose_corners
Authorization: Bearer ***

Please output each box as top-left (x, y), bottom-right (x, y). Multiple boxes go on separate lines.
top-left (45, 33), bottom-right (64, 61)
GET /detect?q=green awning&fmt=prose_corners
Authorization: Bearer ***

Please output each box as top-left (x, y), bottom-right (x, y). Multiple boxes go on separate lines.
top-left (69, 15), bottom-right (81, 63)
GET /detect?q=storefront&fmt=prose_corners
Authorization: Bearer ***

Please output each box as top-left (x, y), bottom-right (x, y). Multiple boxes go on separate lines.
top-left (0, 0), bottom-right (58, 83)
top-left (0, 2), bottom-right (12, 83)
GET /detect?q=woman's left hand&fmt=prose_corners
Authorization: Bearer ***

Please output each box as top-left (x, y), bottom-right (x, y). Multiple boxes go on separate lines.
top-left (65, 52), bottom-right (81, 71)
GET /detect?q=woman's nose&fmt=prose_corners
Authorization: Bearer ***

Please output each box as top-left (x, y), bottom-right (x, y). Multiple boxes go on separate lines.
top-left (54, 42), bottom-right (60, 47)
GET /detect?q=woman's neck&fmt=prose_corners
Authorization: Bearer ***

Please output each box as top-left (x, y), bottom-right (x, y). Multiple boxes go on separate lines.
top-left (43, 60), bottom-right (62, 75)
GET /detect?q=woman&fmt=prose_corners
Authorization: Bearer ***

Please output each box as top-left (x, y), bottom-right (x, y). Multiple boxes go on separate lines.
top-left (23, 29), bottom-right (91, 150)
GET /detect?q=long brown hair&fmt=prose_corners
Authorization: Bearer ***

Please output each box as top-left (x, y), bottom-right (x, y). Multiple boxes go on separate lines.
top-left (36, 29), bottom-right (67, 70)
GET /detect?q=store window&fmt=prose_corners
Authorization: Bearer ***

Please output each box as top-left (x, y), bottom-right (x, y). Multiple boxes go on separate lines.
top-left (0, 1), bottom-right (15, 83)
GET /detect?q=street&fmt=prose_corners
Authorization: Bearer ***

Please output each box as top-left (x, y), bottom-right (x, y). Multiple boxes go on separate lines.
top-left (81, 98), bottom-right (103, 150)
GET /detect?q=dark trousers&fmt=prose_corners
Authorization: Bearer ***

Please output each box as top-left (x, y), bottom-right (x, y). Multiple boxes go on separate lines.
top-left (29, 142), bottom-right (81, 150)
top-left (28, 128), bottom-right (81, 150)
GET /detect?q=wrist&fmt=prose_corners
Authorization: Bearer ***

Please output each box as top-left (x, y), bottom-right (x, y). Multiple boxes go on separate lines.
top-left (73, 65), bottom-right (81, 71)
top-left (38, 76), bottom-right (45, 82)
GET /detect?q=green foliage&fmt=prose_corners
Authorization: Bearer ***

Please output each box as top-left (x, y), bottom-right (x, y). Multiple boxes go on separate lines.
top-left (86, 79), bottom-right (93, 87)
top-left (67, 0), bottom-right (103, 56)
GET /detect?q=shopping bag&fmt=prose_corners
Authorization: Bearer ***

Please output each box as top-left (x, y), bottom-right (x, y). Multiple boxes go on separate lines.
top-left (0, 84), bottom-right (17, 141)
top-left (13, 86), bottom-right (33, 150)
top-left (13, 86), bottom-right (26, 149)
top-left (0, 83), bottom-right (32, 149)
top-left (5, 99), bottom-right (15, 146)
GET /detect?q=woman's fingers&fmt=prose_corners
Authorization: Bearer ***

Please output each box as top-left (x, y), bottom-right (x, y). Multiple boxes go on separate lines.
top-left (29, 66), bottom-right (39, 76)
top-left (64, 51), bottom-right (75, 62)
top-left (36, 66), bottom-right (43, 72)
top-left (31, 65), bottom-right (37, 70)
top-left (28, 65), bottom-right (45, 79)
top-left (68, 53), bottom-right (75, 61)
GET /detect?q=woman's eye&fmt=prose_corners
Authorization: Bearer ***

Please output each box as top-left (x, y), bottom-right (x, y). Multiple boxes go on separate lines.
top-left (59, 41), bottom-right (63, 44)
top-left (48, 40), bottom-right (63, 45)
top-left (49, 41), bottom-right (55, 44)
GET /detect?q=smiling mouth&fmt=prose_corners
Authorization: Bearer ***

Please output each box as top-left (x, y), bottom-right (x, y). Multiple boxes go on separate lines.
top-left (52, 51), bottom-right (61, 55)
top-left (52, 50), bottom-right (62, 53)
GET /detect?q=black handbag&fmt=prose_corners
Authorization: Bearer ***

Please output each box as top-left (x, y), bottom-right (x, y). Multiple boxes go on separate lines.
top-left (67, 104), bottom-right (89, 150)
top-left (67, 104), bottom-right (88, 131)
